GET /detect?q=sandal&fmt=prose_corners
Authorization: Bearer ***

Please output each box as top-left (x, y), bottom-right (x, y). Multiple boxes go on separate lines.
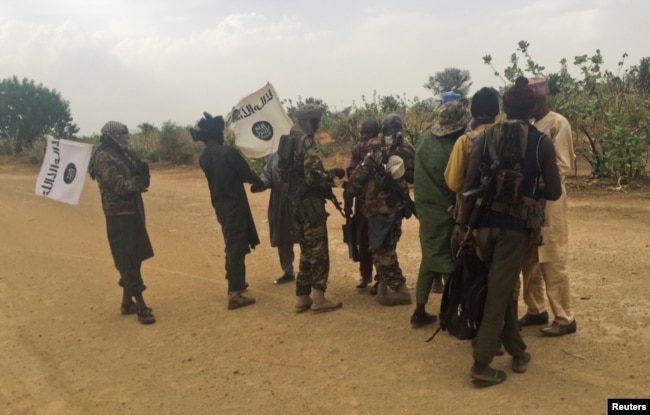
top-left (137, 307), bottom-right (156, 325)
top-left (470, 365), bottom-right (507, 387)
top-left (120, 301), bottom-right (138, 315)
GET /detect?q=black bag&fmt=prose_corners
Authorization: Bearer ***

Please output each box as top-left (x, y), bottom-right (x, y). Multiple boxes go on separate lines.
top-left (428, 244), bottom-right (488, 341)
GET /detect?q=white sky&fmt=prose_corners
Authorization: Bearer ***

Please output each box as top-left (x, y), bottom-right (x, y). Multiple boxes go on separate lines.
top-left (2, 0), bottom-right (648, 136)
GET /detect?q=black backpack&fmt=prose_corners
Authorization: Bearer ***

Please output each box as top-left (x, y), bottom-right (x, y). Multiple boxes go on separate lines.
top-left (428, 244), bottom-right (488, 341)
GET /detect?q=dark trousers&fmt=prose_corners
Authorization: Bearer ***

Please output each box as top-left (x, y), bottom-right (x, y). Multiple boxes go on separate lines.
top-left (473, 227), bottom-right (528, 365)
top-left (107, 214), bottom-right (152, 296)
top-left (354, 212), bottom-right (373, 279)
top-left (226, 250), bottom-right (247, 292)
top-left (117, 259), bottom-right (146, 295)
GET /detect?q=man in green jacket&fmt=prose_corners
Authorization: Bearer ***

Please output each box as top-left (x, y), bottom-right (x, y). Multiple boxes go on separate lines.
top-left (411, 100), bottom-right (471, 327)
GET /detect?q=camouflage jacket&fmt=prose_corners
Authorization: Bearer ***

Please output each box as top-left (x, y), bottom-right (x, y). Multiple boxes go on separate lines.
top-left (89, 142), bottom-right (147, 216)
top-left (346, 140), bottom-right (410, 217)
top-left (294, 132), bottom-right (336, 199)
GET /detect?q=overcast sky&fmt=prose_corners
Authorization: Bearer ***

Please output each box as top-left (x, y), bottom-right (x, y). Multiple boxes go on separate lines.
top-left (2, 0), bottom-right (649, 136)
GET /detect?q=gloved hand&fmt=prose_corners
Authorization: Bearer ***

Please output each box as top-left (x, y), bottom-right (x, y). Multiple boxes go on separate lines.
top-left (330, 168), bottom-right (345, 179)
top-left (134, 176), bottom-right (149, 192)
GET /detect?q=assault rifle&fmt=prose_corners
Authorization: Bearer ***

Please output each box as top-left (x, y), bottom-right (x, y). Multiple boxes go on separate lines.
top-left (456, 159), bottom-right (501, 255)
top-left (320, 185), bottom-right (346, 218)
top-left (323, 185), bottom-right (360, 261)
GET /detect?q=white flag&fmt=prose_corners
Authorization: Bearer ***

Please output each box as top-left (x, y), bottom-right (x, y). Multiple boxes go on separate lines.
top-left (227, 82), bottom-right (293, 158)
top-left (35, 135), bottom-right (93, 205)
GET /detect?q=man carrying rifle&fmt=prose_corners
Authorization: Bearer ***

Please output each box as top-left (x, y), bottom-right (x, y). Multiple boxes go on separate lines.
top-left (345, 114), bottom-right (414, 306)
top-left (459, 77), bottom-right (562, 387)
top-left (343, 119), bottom-right (380, 289)
top-left (280, 104), bottom-right (345, 314)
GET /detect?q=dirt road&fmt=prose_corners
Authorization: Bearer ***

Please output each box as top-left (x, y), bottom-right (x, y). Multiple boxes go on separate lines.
top-left (1, 162), bottom-right (648, 415)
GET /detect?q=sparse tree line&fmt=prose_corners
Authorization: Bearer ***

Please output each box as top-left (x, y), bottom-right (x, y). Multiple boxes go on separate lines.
top-left (2, 41), bottom-right (649, 180)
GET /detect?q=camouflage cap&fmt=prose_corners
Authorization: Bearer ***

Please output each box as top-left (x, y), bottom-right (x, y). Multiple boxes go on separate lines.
top-left (100, 121), bottom-right (129, 138)
top-left (430, 100), bottom-right (471, 136)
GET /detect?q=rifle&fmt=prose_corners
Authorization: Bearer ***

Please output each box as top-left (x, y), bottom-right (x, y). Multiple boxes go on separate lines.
top-left (323, 185), bottom-right (360, 260)
top-left (321, 185), bottom-right (346, 218)
top-left (342, 213), bottom-right (359, 262)
top-left (456, 159), bottom-right (500, 255)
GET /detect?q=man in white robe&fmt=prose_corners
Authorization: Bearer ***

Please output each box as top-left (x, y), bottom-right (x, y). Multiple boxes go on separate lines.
top-left (518, 78), bottom-right (577, 336)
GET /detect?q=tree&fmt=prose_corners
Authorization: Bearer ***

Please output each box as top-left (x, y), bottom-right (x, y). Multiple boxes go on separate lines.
top-left (483, 41), bottom-right (650, 179)
top-left (0, 76), bottom-right (78, 153)
top-left (158, 121), bottom-right (195, 165)
top-left (424, 67), bottom-right (473, 98)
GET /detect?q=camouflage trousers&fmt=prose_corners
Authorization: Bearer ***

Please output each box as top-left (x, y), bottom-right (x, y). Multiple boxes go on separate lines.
top-left (370, 219), bottom-right (405, 290)
top-left (293, 198), bottom-right (330, 296)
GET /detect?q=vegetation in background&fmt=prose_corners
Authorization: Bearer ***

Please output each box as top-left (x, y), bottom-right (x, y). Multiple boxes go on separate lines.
top-left (0, 76), bottom-right (78, 154)
top-left (484, 40), bottom-right (650, 179)
top-left (3, 42), bottom-right (649, 181)
top-left (423, 67), bottom-right (473, 99)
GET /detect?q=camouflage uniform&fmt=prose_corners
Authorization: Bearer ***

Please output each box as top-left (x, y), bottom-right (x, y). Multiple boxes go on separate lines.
top-left (345, 123), bottom-right (414, 305)
top-left (343, 119), bottom-right (380, 288)
top-left (89, 121), bottom-right (153, 296)
top-left (282, 104), bottom-right (342, 313)
top-left (292, 137), bottom-right (331, 295)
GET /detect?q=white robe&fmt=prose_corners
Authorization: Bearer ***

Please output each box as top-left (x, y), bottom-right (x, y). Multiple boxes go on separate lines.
top-left (534, 111), bottom-right (575, 263)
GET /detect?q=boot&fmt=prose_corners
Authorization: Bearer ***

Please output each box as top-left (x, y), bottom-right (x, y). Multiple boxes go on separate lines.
top-left (377, 281), bottom-right (412, 306)
top-left (310, 289), bottom-right (342, 313)
top-left (228, 291), bottom-right (255, 310)
top-left (295, 294), bottom-right (313, 313)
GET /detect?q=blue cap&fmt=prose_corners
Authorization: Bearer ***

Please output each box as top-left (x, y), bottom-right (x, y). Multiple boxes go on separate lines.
top-left (441, 91), bottom-right (461, 104)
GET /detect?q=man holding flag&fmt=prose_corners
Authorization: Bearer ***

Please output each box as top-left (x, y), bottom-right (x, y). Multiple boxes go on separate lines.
top-left (192, 112), bottom-right (265, 310)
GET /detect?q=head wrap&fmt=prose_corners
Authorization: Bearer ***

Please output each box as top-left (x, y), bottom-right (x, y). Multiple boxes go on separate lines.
top-left (528, 77), bottom-right (550, 97)
top-left (191, 112), bottom-right (224, 143)
top-left (101, 121), bottom-right (130, 147)
top-left (471, 87), bottom-right (500, 119)
top-left (441, 91), bottom-right (461, 104)
top-left (502, 77), bottom-right (536, 119)
top-left (295, 104), bottom-right (325, 136)
top-left (430, 100), bottom-right (471, 136)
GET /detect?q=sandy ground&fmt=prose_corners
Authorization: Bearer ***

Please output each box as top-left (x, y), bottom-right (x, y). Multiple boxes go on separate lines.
top-left (1, 161), bottom-right (649, 415)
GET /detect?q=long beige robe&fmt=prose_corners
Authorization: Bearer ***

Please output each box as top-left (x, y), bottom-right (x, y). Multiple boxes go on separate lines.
top-left (534, 111), bottom-right (575, 263)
